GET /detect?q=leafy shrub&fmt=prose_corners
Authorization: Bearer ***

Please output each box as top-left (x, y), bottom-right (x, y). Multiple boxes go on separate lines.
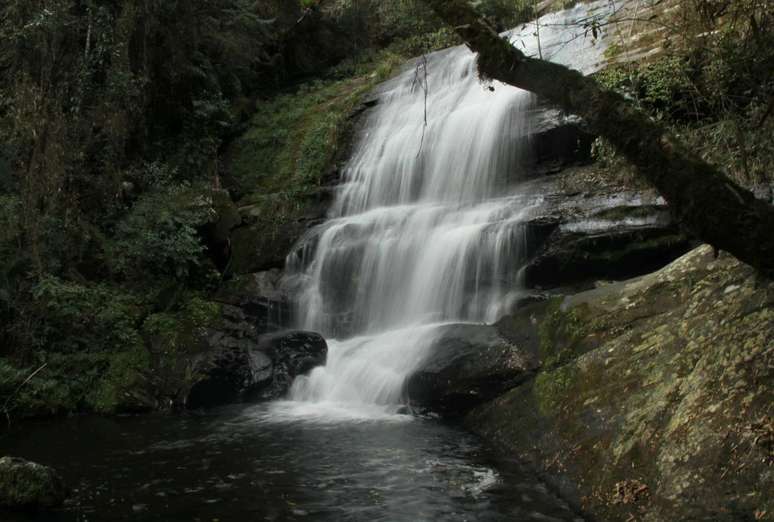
top-left (28, 277), bottom-right (145, 355)
top-left (0, 349), bottom-right (153, 417)
top-left (108, 184), bottom-right (217, 284)
top-left (597, 58), bottom-right (696, 121)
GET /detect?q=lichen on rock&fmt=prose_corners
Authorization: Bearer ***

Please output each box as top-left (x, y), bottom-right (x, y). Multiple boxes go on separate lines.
top-left (467, 245), bottom-right (774, 521)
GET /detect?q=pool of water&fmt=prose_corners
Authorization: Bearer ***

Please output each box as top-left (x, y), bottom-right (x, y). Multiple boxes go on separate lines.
top-left (1, 403), bottom-right (583, 521)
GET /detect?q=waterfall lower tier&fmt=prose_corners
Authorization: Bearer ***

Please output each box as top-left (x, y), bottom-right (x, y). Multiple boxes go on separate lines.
top-left (278, 1), bottom-right (615, 415)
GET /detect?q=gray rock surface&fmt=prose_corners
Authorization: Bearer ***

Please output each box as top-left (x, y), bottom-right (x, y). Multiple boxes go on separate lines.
top-left (405, 324), bottom-right (539, 417)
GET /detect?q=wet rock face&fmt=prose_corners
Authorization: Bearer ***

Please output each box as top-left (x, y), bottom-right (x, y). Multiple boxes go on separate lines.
top-left (186, 302), bottom-right (327, 408)
top-left (523, 224), bottom-right (693, 289)
top-left (256, 331), bottom-right (328, 392)
top-left (0, 457), bottom-right (66, 510)
top-left (405, 324), bottom-right (539, 417)
top-left (522, 107), bottom-right (594, 179)
top-left (515, 181), bottom-right (694, 289)
top-left (215, 269), bottom-right (291, 333)
top-left (229, 188), bottom-right (332, 275)
top-left (467, 246), bottom-right (774, 521)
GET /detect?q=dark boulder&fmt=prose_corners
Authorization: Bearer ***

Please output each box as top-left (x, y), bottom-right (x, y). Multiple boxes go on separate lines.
top-left (523, 108), bottom-right (594, 179)
top-left (186, 304), bottom-right (265, 408)
top-left (0, 457), bottom-right (66, 510)
top-left (256, 330), bottom-right (328, 393)
top-left (186, 316), bottom-right (327, 409)
top-left (201, 189), bottom-right (243, 271)
top-left (405, 324), bottom-right (539, 417)
top-left (229, 188), bottom-right (332, 274)
top-left (466, 246), bottom-right (774, 522)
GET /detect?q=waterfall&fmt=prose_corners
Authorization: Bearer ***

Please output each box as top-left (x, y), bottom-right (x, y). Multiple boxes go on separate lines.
top-left (278, 2), bottom-right (614, 418)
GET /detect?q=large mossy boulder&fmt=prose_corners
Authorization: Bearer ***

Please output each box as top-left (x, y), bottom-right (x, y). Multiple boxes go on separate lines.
top-left (467, 246), bottom-right (774, 521)
top-left (405, 324), bottom-right (539, 417)
top-left (0, 457), bottom-right (66, 510)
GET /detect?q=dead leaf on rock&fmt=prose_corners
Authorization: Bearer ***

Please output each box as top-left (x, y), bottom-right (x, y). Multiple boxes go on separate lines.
top-left (612, 479), bottom-right (650, 505)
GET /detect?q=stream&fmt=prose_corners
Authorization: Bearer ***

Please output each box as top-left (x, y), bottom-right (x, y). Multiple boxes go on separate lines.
top-left (1, 405), bottom-right (583, 521)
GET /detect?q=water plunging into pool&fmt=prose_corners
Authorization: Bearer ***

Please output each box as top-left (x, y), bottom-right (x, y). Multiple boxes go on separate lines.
top-left (279, 3), bottom-right (612, 419)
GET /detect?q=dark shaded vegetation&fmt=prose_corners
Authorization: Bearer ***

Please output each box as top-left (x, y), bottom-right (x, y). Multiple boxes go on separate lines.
top-left (0, 0), bottom-right (305, 417)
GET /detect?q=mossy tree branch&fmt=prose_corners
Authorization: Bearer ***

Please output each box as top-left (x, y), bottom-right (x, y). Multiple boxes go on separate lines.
top-left (423, 0), bottom-right (774, 276)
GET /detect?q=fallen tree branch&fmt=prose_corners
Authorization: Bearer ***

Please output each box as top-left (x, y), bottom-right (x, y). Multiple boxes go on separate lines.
top-left (423, 0), bottom-right (774, 276)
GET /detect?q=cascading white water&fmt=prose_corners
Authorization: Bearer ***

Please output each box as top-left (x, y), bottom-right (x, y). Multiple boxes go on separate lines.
top-left (278, 2), bottom-right (615, 418)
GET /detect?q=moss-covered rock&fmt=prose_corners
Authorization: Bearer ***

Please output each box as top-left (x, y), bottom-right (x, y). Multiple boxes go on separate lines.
top-left (0, 457), bottom-right (66, 509)
top-left (224, 53), bottom-right (402, 274)
top-left (468, 245), bottom-right (774, 521)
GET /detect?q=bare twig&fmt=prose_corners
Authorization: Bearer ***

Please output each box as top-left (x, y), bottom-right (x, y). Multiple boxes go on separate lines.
top-left (411, 54), bottom-right (430, 158)
top-left (3, 362), bottom-right (47, 426)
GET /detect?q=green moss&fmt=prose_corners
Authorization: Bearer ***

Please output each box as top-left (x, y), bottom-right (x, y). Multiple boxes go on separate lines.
top-left (28, 277), bottom-right (146, 355)
top-left (1, 353), bottom-right (119, 416)
top-left (0, 457), bottom-right (66, 508)
top-left (143, 297), bottom-right (220, 355)
top-left (538, 298), bottom-right (589, 368)
top-left (224, 51), bottom-right (409, 275)
top-left (595, 57), bottom-right (696, 123)
top-left (0, 294), bottom-right (221, 417)
top-left (604, 42), bottom-right (623, 60)
top-left (534, 364), bottom-right (577, 416)
top-left (227, 69), bottom-right (381, 200)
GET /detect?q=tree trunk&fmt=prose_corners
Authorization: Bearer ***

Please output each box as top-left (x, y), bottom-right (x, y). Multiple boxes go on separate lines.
top-left (423, 0), bottom-right (774, 277)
